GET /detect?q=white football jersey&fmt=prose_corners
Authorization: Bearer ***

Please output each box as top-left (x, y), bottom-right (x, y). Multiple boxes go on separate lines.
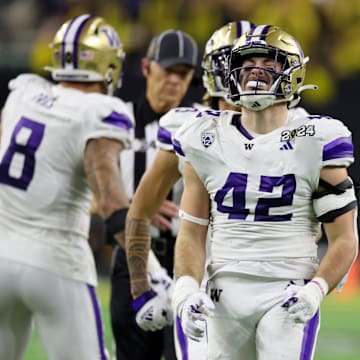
top-left (158, 107), bottom-right (202, 152)
top-left (174, 109), bottom-right (354, 279)
top-left (158, 107), bottom-right (202, 176)
top-left (0, 74), bottom-right (134, 285)
top-left (159, 106), bottom-right (308, 170)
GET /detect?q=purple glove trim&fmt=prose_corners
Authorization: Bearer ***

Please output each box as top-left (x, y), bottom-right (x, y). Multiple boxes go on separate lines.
top-left (281, 296), bottom-right (298, 308)
top-left (132, 290), bottom-right (157, 312)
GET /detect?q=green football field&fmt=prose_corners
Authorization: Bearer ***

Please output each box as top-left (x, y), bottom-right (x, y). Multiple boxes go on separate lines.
top-left (24, 279), bottom-right (360, 360)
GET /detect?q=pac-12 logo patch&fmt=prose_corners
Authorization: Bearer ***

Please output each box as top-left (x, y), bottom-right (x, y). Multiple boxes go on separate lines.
top-left (201, 132), bottom-right (215, 148)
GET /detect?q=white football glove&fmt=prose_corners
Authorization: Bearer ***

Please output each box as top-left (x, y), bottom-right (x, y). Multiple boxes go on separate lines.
top-left (132, 290), bottom-right (173, 331)
top-left (282, 277), bottom-right (328, 323)
top-left (173, 276), bottom-right (215, 342)
top-left (148, 267), bottom-right (174, 300)
top-left (178, 291), bottom-right (215, 342)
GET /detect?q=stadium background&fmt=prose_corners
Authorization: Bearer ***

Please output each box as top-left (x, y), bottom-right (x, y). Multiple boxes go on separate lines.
top-left (0, 0), bottom-right (358, 359)
top-left (0, 0), bottom-right (359, 178)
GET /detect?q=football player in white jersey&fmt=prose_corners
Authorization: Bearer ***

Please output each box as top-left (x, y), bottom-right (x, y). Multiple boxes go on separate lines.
top-left (0, 14), bottom-right (133, 360)
top-left (171, 25), bottom-right (358, 360)
top-left (124, 20), bottom-right (255, 359)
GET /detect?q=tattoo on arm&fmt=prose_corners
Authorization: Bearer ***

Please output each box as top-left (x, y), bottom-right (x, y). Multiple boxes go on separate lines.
top-left (84, 138), bottom-right (128, 218)
top-left (126, 217), bottom-right (152, 297)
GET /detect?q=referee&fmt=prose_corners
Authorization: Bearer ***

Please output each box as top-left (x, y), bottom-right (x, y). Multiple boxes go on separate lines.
top-left (109, 29), bottom-right (200, 360)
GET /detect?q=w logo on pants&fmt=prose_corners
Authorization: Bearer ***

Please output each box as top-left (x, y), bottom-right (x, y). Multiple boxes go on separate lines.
top-left (210, 288), bottom-right (223, 302)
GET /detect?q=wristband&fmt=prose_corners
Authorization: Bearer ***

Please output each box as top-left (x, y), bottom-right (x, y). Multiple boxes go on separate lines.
top-left (311, 277), bottom-right (329, 298)
top-left (172, 276), bottom-right (199, 314)
top-left (132, 289), bottom-right (157, 312)
top-left (105, 208), bottom-right (128, 235)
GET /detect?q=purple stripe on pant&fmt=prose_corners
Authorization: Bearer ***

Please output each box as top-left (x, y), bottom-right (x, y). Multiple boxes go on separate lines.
top-left (87, 284), bottom-right (108, 360)
top-left (300, 310), bottom-right (320, 359)
top-left (176, 315), bottom-right (189, 360)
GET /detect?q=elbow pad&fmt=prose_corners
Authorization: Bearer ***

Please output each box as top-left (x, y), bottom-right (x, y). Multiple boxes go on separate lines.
top-left (313, 177), bottom-right (357, 223)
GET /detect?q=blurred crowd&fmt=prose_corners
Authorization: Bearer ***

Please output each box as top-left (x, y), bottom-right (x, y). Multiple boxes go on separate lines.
top-left (0, 0), bottom-right (359, 107)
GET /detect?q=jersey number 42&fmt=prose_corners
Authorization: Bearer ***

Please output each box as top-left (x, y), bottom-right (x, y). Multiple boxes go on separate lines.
top-left (214, 172), bottom-right (296, 221)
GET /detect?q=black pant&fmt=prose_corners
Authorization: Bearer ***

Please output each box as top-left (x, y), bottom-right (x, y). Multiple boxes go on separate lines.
top-left (110, 245), bottom-right (177, 360)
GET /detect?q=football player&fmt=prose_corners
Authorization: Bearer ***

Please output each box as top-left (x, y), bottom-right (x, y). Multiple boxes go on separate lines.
top-left (172, 25), bottom-right (358, 359)
top-left (125, 20), bottom-right (255, 359)
top-left (0, 14), bottom-right (132, 360)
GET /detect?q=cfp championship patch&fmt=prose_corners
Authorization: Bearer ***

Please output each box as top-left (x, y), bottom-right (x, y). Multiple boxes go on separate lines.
top-left (201, 132), bottom-right (215, 148)
top-left (280, 124), bottom-right (315, 142)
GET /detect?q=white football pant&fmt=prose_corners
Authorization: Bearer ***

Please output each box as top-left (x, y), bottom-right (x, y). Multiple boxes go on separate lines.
top-left (0, 258), bottom-right (109, 360)
top-left (205, 273), bottom-right (320, 360)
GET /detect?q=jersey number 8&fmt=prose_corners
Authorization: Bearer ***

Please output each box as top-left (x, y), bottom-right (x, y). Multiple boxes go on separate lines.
top-left (0, 117), bottom-right (45, 190)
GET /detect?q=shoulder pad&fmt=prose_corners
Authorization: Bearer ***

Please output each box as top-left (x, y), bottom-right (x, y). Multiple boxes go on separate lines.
top-left (9, 74), bottom-right (49, 91)
top-left (158, 107), bottom-right (199, 150)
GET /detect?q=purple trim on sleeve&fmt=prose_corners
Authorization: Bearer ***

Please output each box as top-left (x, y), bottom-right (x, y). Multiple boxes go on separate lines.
top-left (173, 139), bottom-right (185, 156)
top-left (102, 111), bottom-right (133, 131)
top-left (176, 316), bottom-right (189, 360)
top-left (157, 127), bottom-right (172, 145)
top-left (323, 136), bottom-right (353, 161)
top-left (300, 310), bottom-right (320, 359)
top-left (87, 285), bottom-right (108, 360)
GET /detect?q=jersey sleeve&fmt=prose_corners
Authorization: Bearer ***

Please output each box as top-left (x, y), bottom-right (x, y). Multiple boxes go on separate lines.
top-left (314, 116), bottom-right (354, 168)
top-left (157, 107), bottom-right (200, 151)
top-left (83, 95), bottom-right (134, 149)
top-left (173, 109), bottom-right (220, 159)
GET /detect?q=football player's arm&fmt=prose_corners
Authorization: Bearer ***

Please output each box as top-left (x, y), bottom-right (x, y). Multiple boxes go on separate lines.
top-left (283, 166), bottom-right (358, 323)
top-left (314, 166), bottom-right (358, 291)
top-left (84, 137), bottom-right (130, 247)
top-left (174, 161), bottom-right (209, 284)
top-left (172, 161), bottom-right (214, 341)
top-left (126, 149), bottom-right (181, 298)
top-left (135, 149), bottom-right (180, 233)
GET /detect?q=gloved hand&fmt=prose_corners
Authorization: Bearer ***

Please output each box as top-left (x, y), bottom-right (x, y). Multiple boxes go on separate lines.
top-left (282, 277), bottom-right (328, 323)
top-left (178, 291), bottom-right (215, 342)
top-left (148, 267), bottom-right (174, 300)
top-left (132, 289), bottom-right (173, 331)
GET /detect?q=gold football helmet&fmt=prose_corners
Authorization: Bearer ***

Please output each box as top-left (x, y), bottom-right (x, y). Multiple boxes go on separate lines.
top-left (202, 21), bottom-right (255, 98)
top-left (228, 25), bottom-right (315, 110)
top-left (45, 14), bottom-right (125, 95)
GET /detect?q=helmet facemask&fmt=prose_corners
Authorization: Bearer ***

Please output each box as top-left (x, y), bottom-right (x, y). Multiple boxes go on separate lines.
top-left (228, 25), bottom-right (310, 111)
top-left (202, 46), bottom-right (232, 97)
top-left (201, 21), bottom-right (256, 100)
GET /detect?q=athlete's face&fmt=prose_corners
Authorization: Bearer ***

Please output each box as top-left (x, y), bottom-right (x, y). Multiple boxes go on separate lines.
top-left (239, 56), bottom-right (283, 92)
top-left (144, 60), bottom-right (194, 112)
